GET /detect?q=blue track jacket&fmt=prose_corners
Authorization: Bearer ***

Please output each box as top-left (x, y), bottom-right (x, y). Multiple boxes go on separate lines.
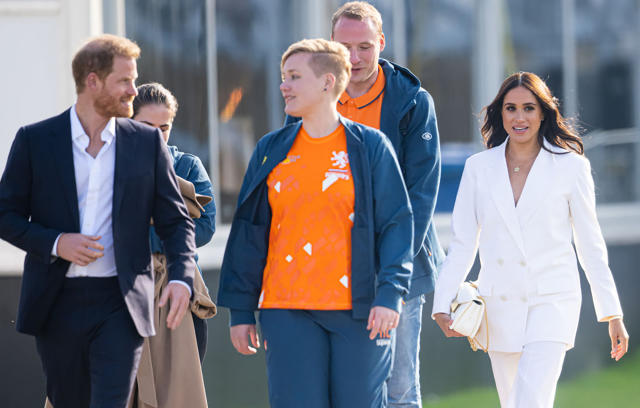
top-left (217, 117), bottom-right (414, 325)
top-left (150, 145), bottom-right (216, 256)
top-left (286, 59), bottom-right (443, 298)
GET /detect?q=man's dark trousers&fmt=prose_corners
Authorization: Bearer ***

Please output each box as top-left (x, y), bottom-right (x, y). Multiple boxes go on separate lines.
top-left (37, 277), bottom-right (143, 407)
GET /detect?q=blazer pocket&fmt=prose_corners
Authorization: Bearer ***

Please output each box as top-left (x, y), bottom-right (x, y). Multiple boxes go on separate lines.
top-left (537, 275), bottom-right (578, 295)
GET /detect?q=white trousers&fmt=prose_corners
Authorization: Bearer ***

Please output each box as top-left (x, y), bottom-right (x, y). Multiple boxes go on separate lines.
top-left (488, 341), bottom-right (566, 408)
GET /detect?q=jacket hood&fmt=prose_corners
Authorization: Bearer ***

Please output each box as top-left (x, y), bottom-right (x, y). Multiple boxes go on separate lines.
top-left (379, 58), bottom-right (421, 109)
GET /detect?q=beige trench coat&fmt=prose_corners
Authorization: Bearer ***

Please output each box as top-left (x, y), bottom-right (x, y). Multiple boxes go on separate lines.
top-left (131, 176), bottom-right (216, 407)
top-left (127, 253), bottom-right (214, 408)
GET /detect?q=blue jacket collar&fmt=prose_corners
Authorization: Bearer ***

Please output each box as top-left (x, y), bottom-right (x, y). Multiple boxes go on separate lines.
top-left (379, 58), bottom-right (421, 112)
top-left (239, 116), bottom-right (365, 207)
top-left (266, 115), bottom-right (364, 161)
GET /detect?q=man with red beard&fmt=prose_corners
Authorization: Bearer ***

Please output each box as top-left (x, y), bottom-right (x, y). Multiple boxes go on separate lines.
top-left (0, 34), bottom-right (196, 408)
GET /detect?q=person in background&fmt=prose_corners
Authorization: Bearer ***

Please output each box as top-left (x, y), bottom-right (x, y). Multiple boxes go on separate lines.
top-left (286, 3), bottom-right (444, 406)
top-left (133, 82), bottom-right (216, 363)
top-left (432, 71), bottom-right (629, 407)
top-left (123, 82), bottom-right (215, 408)
top-left (218, 38), bottom-right (413, 407)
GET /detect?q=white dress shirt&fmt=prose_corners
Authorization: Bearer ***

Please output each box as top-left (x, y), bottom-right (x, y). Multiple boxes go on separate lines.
top-left (52, 106), bottom-right (191, 293)
top-left (53, 105), bottom-right (117, 278)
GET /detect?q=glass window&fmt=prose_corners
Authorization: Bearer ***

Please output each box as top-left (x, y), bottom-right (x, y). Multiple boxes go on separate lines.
top-left (504, 0), bottom-right (564, 101)
top-left (575, 1), bottom-right (639, 203)
top-left (407, 0), bottom-right (473, 144)
top-left (126, 0), bottom-right (639, 215)
top-left (215, 0), bottom-right (298, 222)
top-left (405, 0), bottom-right (473, 212)
top-left (125, 0), bottom-right (210, 163)
top-left (576, 0), bottom-right (636, 131)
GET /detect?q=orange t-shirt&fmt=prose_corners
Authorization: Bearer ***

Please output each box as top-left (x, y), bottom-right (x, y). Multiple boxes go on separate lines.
top-left (337, 64), bottom-right (385, 129)
top-left (259, 124), bottom-right (355, 310)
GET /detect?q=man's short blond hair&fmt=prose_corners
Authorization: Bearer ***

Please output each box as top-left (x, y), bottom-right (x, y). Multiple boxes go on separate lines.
top-left (331, 1), bottom-right (383, 37)
top-left (72, 34), bottom-right (140, 93)
top-left (281, 39), bottom-right (351, 97)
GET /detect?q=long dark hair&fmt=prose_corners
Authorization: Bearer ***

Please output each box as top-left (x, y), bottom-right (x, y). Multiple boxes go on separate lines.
top-left (481, 72), bottom-right (583, 155)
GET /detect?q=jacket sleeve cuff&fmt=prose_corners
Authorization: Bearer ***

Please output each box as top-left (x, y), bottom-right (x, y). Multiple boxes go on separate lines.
top-left (168, 280), bottom-right (192, 297)
top-left (372, 284), bottom-right (404, 313)
top-left (431, 305), bottom-right (450, 320)
top-left (598, 314), bottom-right (623, 323)
top-left (229, 310), bottom-right (256, 326)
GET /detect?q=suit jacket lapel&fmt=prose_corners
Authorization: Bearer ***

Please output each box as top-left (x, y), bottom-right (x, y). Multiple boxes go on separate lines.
top-left (113, 119), bottom-right (137, 218)
top-left (486, 140), bottom-right (527, 257)
top-left (51, 109), bottom-right (80, 231)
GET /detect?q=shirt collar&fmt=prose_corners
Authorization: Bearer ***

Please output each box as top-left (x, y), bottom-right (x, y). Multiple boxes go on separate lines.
top-left (70, 104), bottom-right (116, 146)
top-left (338, 64), bottom-right (386, 108)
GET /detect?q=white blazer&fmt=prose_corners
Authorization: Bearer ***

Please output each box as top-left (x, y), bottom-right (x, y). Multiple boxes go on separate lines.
top-left (432, 138), bottom-right (623, 352)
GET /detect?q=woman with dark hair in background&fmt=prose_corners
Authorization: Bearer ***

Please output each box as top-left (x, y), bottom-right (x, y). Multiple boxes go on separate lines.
top-left (133, 82), bottom-right (216, 362)
top-left (432, 71), bottom-right (628, 407)
top-left (130, 83), bottom-right (216, 407)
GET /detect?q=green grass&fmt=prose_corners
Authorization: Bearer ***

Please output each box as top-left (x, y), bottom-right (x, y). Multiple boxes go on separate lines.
top-left (424, 351), bottom-right (640, 407)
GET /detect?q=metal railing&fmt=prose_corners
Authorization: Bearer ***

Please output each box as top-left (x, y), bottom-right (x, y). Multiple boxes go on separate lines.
top-left (583, 127), bottom-right (640, 204)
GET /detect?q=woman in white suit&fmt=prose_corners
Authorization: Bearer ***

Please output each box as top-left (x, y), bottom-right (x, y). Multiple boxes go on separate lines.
top-left (432, 72), bottom-right (629, 407)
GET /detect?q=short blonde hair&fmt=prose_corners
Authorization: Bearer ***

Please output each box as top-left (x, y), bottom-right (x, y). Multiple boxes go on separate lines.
top-left (72, 34), bottom-right (140, 93)
top-left (331, 1), bottom-right (383, 37)
top-left (281, 38), bottom-right (351, 97)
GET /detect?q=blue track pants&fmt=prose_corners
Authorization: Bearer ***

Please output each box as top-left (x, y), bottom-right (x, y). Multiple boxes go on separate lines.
top-left (259, 309), bottom-right (393, 408)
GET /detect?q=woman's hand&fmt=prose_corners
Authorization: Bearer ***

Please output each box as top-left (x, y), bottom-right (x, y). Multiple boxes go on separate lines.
top-left (367, 306), bottom-right (400, 340)
top-left (608, 317), bottom-right (629, 361)
top-left (230, 324), bottom-right (261, 355)
top-left (434, 313), bottom-right (465, 338)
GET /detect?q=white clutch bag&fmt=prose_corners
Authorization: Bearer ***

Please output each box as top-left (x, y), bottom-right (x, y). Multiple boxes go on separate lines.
top-left (450, 281), bottom-right (488, 352)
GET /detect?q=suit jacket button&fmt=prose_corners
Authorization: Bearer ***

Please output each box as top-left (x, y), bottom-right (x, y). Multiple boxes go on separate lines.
top-left (519, 260), bottom-right (527, 267)
top-left (521, 297), bottom-right (527, 302)
top-left (497, 258), bottom-right (504, 266)
top-left (500, 295), bottom-right (508, 301)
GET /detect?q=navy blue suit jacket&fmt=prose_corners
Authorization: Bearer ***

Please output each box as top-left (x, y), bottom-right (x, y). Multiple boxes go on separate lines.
top-left (0, 109), bottom-right (196, 337)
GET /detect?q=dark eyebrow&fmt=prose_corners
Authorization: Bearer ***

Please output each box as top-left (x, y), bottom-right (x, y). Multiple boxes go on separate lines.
top-left (503, 102), bottom-right (537, 106)
top-left (140, 120), bottom-right (170, 129)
